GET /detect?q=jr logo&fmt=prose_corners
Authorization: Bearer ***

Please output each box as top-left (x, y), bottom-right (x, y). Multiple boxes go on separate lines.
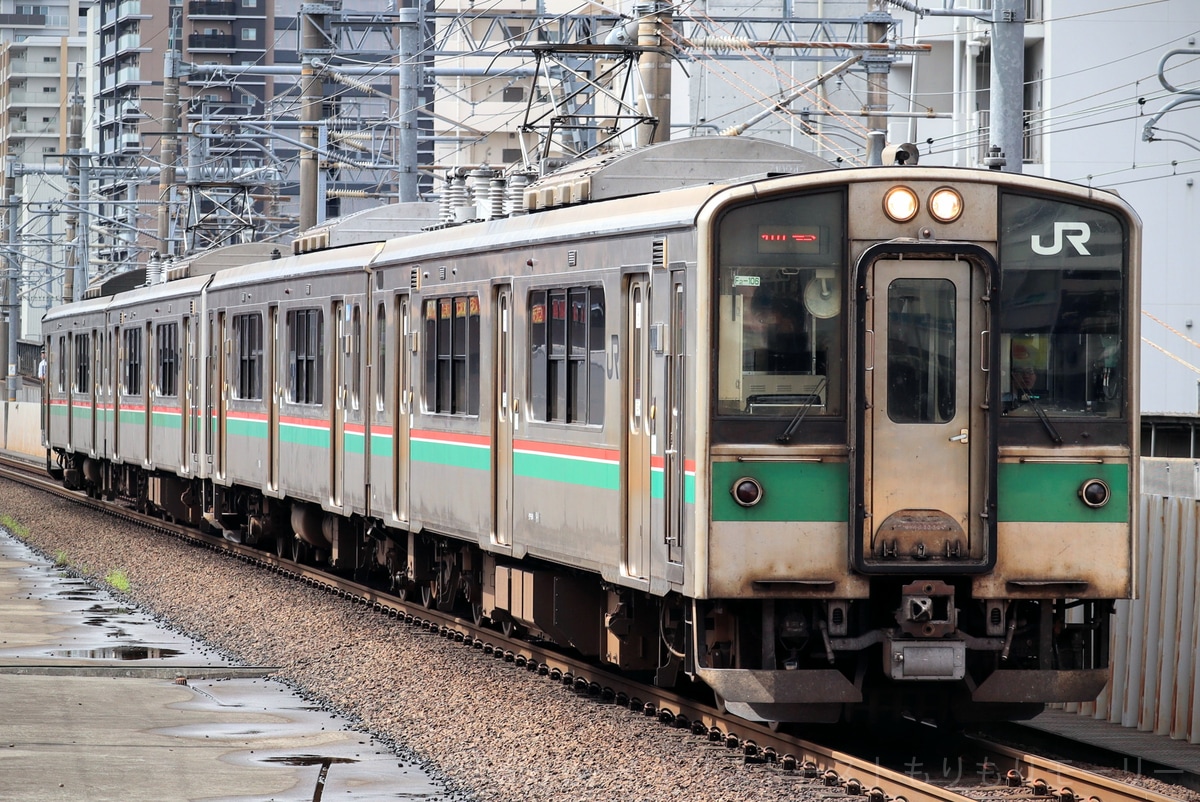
top-left (1031, 222), bottom-right (1091, 256)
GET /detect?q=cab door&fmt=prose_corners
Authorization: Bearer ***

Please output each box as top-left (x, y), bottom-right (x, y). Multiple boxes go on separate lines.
top-left (858, 255), bottom-right (994, 572)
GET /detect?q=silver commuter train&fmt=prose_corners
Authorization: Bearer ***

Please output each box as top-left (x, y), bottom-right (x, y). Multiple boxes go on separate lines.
top-left (42, 138), bottom-right (1141, 723)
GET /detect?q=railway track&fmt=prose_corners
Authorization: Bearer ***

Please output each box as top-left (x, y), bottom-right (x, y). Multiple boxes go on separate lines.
top-left (0, 451), bottom-right (1181, 802)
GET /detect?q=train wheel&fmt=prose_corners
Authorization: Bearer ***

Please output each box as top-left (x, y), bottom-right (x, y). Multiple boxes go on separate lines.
top-left (420, 583), bottom-right (436, 609)
top-left (276, 535), bottom-right (290, 560)
top-left (471, 602), bottom-right (485, 627)
top-left (292, 537), bottom-right (309, 564)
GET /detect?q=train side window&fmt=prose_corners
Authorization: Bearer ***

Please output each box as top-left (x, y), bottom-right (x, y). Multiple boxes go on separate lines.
top-left (232, 313), bottom-right (263, 400)
top-left (156, 322), bottom-right (178, 398)
top-left (528, 285), bottom-right (605, 425)
top-left (122, 327), bottom-right (142, 396)
top-left (287, 308), bottom-right (323, 405)
top-left (57, 337), bottom-right (66, 393)
top-left (421, 295), bottom-right (480, 416)
top-left (73, 333), bottom-right (89, 393)
top-left (376, 303), bottom-right (386, 412)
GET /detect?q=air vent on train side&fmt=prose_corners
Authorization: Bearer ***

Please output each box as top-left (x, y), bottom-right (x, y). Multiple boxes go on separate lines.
top-left (653, 238), bottom-right (667, 270)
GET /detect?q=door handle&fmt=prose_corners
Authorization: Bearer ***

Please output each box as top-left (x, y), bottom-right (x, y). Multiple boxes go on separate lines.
top-left (949, 429), bottom-right (969, 444)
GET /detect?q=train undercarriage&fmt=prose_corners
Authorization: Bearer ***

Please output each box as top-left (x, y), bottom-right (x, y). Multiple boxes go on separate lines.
top-left (52, 448), bottom-right (1113, 725)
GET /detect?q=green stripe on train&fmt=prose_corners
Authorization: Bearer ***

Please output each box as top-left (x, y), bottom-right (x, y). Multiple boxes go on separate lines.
top-left (370, 432), bottom-right (393, 458)
top-left (227, 417), bottom-right (268, 439)
top-left (711, 461), bottom-right (848, 522)
top-left (412, 438), bottom-right (490, 471)
top-left (514, 451), bottom-right (618, 490)
top-left (279, 422), bottom-right (330, 448)
top-left (151, 410), bottom-right (182, 430)
top-left (997, 462), bottom-right (1129, 523)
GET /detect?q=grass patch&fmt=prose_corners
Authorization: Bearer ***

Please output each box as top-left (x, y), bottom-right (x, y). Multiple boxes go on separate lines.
top-left (0, 513), bottom-right (29, 538)
top-left (104, 569), bottom-right (131, 594)
top-left (52, 548), bottom-right (70, 567)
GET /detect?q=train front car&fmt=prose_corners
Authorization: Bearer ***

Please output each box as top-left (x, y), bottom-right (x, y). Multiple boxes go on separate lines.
top-left (693, 168), bottom-right (1139, 724)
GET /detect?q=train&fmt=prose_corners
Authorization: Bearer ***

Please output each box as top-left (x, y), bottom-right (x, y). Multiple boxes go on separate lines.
top-left (41, 136), bottom-right (1140, 724)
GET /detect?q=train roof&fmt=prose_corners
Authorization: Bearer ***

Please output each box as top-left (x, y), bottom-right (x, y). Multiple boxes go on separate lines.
top-left (521, 136), bottom-right (831, 211)
top-left (205, 240), bottom-right (388, 291)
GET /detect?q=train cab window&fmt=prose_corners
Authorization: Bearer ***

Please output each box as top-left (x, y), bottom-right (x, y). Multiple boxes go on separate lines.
top-left (287, 308), bottom-right (323, 405)
top-left (529, 286), bottom-right (605, 425)
top-left (714, 190), bottom-right (845, 425)
top-left (232, 313), bottom-right (263, 400)
top-left (999, 194), bottom-right (1127, 419)
top-left (886, 279), bottom-right (956, 424)
top-left (156, 322), bottom-right (178, 398)
top-left (72, 333), bottom-right (89, 393)
top-left (422, 295), bottom-right (479, 415)
top-left (122, 327), bottom-right (142, 396)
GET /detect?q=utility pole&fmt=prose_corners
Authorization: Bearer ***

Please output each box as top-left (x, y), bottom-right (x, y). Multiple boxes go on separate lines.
top-left (64, 74), bottom-right (84, 303)
top-left (299, 9), bottom-right (327, 232)
top-left (397, 7), bottom-right (420, 203)
top-left (3, 174), bottom-right (20, 402)
top-left (636, 1), bottom-right (674, 146)
top-left (988, 0), bottom-right (1025, 172)
top-left (159, 33), bottom-right (182, 258)
top-left (865, 1), bottom-right (890, 139)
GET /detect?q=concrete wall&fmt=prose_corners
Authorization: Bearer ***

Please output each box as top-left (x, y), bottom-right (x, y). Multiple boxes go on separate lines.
top-left (1, 402), bottom-right (44, 460)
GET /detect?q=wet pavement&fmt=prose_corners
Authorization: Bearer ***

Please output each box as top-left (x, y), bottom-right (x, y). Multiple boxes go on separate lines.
top-left (0, 531), bottom-right (450, 801)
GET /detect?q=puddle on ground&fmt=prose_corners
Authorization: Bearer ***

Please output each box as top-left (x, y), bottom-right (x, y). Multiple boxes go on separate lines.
top-left (52, 645), bottom-right (186, 660)
top-left (261, 755), bottom-right (359, 767)
top-left (0, 529), bottom-right (455, 800)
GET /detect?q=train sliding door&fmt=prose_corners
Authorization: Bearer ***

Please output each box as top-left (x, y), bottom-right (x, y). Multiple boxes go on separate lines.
top-left (858, 255), bottom-right (994, 572)
top-left (331, 299), bottom-right (345, 509)
top-left (268, 306), bottom-right (280, 491)
top-left (624, 275), bottom-right (652, 581)
top-left (393, 295), bottom-right (411, 525)
top-left (665, 277), bottom-right (686, 572)
top-left (493, 285), bottom-right (513, 549)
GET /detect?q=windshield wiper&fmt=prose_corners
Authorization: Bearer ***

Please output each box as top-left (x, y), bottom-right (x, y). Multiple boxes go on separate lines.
top-left (777, 377), bottom-right (828, 444)
top-left (1020, 389), bottom-right (1063, 445)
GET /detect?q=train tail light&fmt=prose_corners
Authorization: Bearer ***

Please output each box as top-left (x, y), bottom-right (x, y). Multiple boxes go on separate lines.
top-left (1079, 479), bottom-right (1111, 508)
top-left (731, 477), bottom-right (764, 507)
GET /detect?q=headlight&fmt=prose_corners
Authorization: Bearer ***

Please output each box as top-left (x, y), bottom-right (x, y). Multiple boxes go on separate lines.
top-left (928, 187), bottom-right (964, 222)
top-left (883, 186), bottom-right (920, 222)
